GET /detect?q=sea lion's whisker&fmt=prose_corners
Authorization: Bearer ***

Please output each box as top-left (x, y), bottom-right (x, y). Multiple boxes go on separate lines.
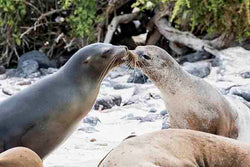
top-left (99, 58), bottom-right (115, 82)
top-left (98, 56), bottom-right (117, 83)
top-left (139, 60), bottom-right (150, 82)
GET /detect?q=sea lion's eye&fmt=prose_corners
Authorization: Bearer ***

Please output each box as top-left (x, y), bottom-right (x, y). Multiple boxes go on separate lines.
top-left (142, 54), bottom-right (151, 60)
top-left (102, 48), bottom-right (112, 57)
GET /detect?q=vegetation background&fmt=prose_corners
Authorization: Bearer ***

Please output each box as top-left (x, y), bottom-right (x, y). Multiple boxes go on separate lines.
top-left (0, 0), bottom-right (249, 67)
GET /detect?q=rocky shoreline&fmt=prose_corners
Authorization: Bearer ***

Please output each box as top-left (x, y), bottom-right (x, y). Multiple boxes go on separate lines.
top-left (0, 47), bottom-right (249, 167)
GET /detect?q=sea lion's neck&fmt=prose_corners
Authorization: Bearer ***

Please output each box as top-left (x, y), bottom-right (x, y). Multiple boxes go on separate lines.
top-left (144, 61), bottom-right (192, 96)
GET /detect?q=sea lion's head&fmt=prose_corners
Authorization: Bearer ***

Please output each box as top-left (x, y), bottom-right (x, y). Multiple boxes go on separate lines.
top-left (62, 43), bottom-right (128, 84)
top-left (127, 45), bottom-right (180, 89)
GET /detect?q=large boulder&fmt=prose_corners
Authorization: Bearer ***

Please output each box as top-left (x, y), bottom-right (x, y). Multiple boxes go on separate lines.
top-left (183, 51), bottom-right (213, 62)
top-left (18, 51), bottom-right (56, 70)
top-left (83, 116), bottom-right (101, 126)
top-left (94, 95), bottom-right (122, 110)
top-left (127, 69), bottom-right (148, 84)
top-left (183, 62), bottom-right (211, 78)
top-left (229, 84), bottom-right (250, 102)
top-left (0, 66), bottom-right (6, 75)
top-left (18, 60), bottom-right (39, 77)
top-left (241, 71), bottom-right (250, 79)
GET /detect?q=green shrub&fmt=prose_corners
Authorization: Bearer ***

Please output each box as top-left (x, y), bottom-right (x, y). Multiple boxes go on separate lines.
top-left (61, 0), bottom-right (101, 41)
top-left (0, 0), bottom-right (101, 66)
top-left (133, 0), bottom-right (250, 40)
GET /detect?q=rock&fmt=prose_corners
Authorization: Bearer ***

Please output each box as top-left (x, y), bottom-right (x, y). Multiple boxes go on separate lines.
top-left (160, 110), bottom-right (168, 116)
top-left (18, 50), bottom-right (56, 70)
top-left (83, 116), bottom-right (100, 126)
top-left (78, 127), bottom-right (99, 133)
top-left (212, 56), bottom-right (222, 67)
top-left (127, 69), bottom-right (148, 84)
top-left (101, 81), bottom-right (112, 88)
top-left (139, 114), bottom-right (161, 122)
top-left (121, 113), bottom-right (161, 122)
top-left (108, 71), bottom-right (123, 79)
top-left (5, 69), bottom-right (17, 78)
top-left (229, 85), bottom-right (250, 102)
top-left (169, 42), bottom-right (192, 56)
top-left (122, 100), bottom-right (136, 106)
top-left (183, 51), bottom-right (213, 62)
top-left (241, 71), bottom-right (250, 79)
top-left (16, 80), bottom-right (32, 86)
top-left (0, 74), bottom-right (6, 80)
top-left (27, 71), bottom-right (41, 78)
top-left (121, 113), bottom-right (138, 120)
top-left (112, 82), bottom-right (133, 90)
top-left (0, 66), bottom-right (6, 74)
top-left (149, 108), bottom-right (157, 113)
top-left (22, 60), bottom-right (39, 75)
top-left (0, 66), bottom-right (6, 80)
top-left (108, 65), bottom-right (128, 79)
top-left (183, 62), bottom-right (211, 78)
top-left (2, 87), bottom-right (20, 96)
top-left (242, 39), bottom-right (250, 50)
top-left (162, 121), bottom-right (170, 129)
top-left (90, 138), bottom-right (96, 142)
top-left (16, 60), bottom-right (39, 77)
top-left (162, 115), bottom-right (170, 129)
top-left (40, 68), bottom-right (58, 75)
top-left (94, 95), bottom-right (122, 110)
top-left (149, 92), bottom-right (161, 99)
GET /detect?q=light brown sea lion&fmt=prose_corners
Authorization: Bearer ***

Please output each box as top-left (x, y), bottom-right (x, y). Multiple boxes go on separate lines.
top-left (0, 147), bottom-right (43, 167)
top-left (0, 43), bottom-right (128, 158)
top-left (127, 45), bottom-right (250, 140)
top-left (99, 129), bottom-right (250, 167)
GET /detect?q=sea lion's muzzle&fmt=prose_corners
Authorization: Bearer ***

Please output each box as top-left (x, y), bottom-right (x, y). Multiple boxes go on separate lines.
top-left (123, 50), bottom-right (145, 68)
top-left (112, 46), bottom-right (130, 66)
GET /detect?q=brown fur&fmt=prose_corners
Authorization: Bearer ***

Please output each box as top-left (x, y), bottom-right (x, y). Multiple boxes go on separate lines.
top-left (99, 129), bottom-right (250, 167)
top-left (0, 147), bottom-right (43, 167)
top-left (128, 46), bottom-right (238, 139)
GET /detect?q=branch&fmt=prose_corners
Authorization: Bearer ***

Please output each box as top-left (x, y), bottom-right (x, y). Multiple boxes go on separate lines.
top-left (34, 9), bottom-right (63, 29)
top-left (106, 0), bottom-right (134, 15)
top-left (154, 17), bottom-right (224, 57)
top-left (22, 1), bottom-right (41, 14)
top-left (155, 18), bottom-right (212, 51)
top-left (104, 12), bottom-right (139, 43)
top-left (20, 22), bottom-right (57, 39)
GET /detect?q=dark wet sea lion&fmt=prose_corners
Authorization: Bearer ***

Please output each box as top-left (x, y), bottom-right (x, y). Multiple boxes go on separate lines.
top-left (0, 43), bottom-right (128, 158)
top-left (99, 129), bottom-right (250, 167)
top-left (0, 147), bottom-right (43, 167)
top-left (128, 45), bottom-right (239, 139)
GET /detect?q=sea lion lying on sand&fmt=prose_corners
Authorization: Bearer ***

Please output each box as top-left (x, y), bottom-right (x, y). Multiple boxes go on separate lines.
top-left (99, 129), bottom-right (250, 167)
